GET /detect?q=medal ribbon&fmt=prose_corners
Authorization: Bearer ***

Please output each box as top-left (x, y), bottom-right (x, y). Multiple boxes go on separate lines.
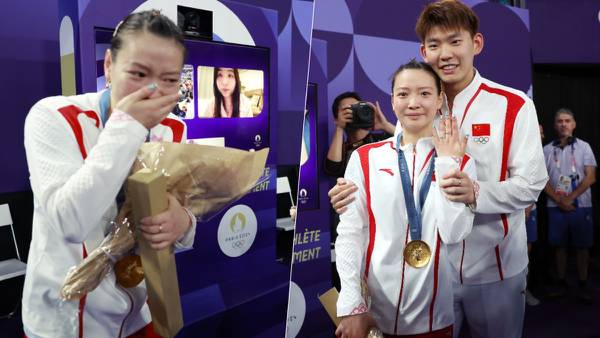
top-left (396, 133), bottom-right (435, 241)
top-left (99, 89), bottom-right (111, 126)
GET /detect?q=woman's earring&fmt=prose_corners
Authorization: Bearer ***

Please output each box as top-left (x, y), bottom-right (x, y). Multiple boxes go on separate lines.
top-left (106, 80), bottom-right (112, 89)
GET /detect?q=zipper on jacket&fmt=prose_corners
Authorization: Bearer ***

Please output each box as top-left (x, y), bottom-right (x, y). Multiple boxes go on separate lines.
top-left (460, 240), bottom-right (466, 284)
top-left (393, 226), bottom-right (410, 334)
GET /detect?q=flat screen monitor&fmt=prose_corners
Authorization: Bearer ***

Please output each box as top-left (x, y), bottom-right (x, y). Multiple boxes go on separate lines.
top-left (93, 28), bottom-right (271, 151)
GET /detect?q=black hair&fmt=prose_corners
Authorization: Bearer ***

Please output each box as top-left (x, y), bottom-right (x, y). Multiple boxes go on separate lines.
top-left (391, 59), bottom-right (442, 94)
top-left (110, 9), bottom-right (186, 61)
top-left (555, 107), bottom-right (575, 121)
top-left (331, 91), bottom-right (362, 119)
top-left (213, 68), bottom-right (241, 118)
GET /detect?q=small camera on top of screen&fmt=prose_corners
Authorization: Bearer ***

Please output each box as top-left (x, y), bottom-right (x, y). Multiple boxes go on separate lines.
top-left (348, 102), bottom-right (374, 129)
top-left (177, 6), bottom-right (212, 40)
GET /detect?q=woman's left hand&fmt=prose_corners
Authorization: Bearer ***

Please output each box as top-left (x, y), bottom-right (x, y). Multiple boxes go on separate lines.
top-left (139, 194), bottom-right (191, 250)
top-left (432, 116), bottom-right (467, 158)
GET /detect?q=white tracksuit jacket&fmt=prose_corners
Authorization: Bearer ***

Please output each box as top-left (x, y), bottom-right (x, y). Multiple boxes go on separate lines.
top-left (22, 91), bottom-right (195, 338)
top-left (336, 136), bottom-right (476, 335)
top-left (445, 71), bottom-right (548, 285)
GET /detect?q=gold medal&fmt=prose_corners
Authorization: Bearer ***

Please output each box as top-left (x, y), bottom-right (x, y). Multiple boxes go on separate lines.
top-left (403, 240), bottom-right (431, 268)
top-left (367, 327), bottom-right (384, 338)
top-left (115, 254), bottom-right (144, 288)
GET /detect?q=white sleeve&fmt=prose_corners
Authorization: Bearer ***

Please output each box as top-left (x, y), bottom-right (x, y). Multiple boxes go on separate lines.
top-left (434, 156), bottom-right (475, 244)
top-left (582, 142), bottom-right (597, 167)
top-left (475, 98), bottom-right (548, 214)
top-left (24, 104), bottom-right (147, 243)
top-left (175, 207), bottom-right (196, 249)
top-left (335, 152), bottom-right (369, 316)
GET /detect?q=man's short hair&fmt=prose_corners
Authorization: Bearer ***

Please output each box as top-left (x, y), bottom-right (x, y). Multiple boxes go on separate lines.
top-left (415, 0), bottom-right (479, 42)
top-left (555, 107), bottom-right (575, 121)
top-left (332, 92), bottom-right (361, 119)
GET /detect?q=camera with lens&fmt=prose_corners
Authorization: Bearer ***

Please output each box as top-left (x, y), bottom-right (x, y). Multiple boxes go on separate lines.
top-left (348, 102), bottom-right (374, 129)
top-left (177, 6), bottom-right (212, 40)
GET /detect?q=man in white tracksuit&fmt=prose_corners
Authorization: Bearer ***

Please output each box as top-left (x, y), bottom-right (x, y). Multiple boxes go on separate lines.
top-left (415, 3), bottom-right (548, 337)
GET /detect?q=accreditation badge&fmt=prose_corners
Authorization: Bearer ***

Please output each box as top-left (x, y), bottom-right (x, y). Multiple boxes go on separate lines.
top-left (556, 175), bottom-right (572, 196)
top-left (403, 240), bottom-right (431, 268)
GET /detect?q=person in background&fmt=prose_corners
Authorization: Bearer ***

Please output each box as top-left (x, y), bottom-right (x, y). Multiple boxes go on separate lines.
top-left (544, 108), bottom-right (597, 304)
top-left (324, 92), bottom-right (395, 179)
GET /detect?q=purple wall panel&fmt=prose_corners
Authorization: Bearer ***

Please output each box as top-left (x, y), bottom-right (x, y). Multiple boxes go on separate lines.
top-left (0, 0), bottom-right (61, 194)
top-left (529, 0), bottom-right (600, 64)
top-left (473, 2), bottom-right (532, 93)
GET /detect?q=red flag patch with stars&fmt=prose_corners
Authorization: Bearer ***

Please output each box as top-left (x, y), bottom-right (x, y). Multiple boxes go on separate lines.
top-left (472, 123), bottom-right (490, 136)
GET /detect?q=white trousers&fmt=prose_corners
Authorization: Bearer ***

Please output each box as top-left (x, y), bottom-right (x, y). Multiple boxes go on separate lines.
top-left (453, 268), bottom-right (527, 338)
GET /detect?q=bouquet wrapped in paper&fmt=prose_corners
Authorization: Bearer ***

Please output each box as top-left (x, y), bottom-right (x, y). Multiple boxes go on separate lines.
top-left (60, 142), bottom-right (269, 300)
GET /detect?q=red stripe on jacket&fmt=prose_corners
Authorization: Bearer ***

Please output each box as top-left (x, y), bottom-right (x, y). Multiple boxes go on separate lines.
top-left (482, 84), bottom-right (524, 281)
top-left (58, 105), bottom-right (100, 159)
top-left (356, 141), bottom-right (393, 277)
top-left (160, 118), bottom-right (185, 143)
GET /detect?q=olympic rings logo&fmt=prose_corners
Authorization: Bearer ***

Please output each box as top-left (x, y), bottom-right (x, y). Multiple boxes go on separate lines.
top-left (473, 136), bottom-right (490, 144)
top-left (231, 239), bottom-right (246, 249)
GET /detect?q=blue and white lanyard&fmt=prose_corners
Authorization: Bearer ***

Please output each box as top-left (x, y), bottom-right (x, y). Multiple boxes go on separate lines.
top-left (396, 133), bottom-right (436, 241)
top-left (99, 89), bottom-right (111, 126)
top-left (553, 142), bottom-right (577, 175)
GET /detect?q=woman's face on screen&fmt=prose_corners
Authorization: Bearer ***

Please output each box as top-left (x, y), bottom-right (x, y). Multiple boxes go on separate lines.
top-left (216, 68), bottom-right (236, 98)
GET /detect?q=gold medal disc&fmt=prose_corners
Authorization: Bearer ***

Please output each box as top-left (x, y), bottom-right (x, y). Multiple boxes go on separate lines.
top-left (115, 254), bottom-right (144, 288)
top-left (403, 240), bottom-right (431, 268)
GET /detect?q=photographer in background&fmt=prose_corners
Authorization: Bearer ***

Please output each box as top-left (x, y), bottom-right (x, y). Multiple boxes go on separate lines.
top-left (324, 92), bottom-right (395, 178)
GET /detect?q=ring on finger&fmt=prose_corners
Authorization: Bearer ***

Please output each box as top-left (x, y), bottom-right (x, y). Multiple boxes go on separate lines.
top-left (158, 225), bottom-right (163, 233)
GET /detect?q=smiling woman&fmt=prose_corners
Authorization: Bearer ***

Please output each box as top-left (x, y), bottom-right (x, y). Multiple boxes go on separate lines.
top-left (334, 59), bottom-right (475, 338)
top-left (21, 10), bottom-right (197, 338)
top-left (390, 59), bottom-right (443, 146)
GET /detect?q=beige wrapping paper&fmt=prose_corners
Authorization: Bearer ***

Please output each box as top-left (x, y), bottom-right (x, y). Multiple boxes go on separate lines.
top-left (60, 143), bottom-right (270, 330)
top-left (318, 287), bottom-right (341, 326)
top-left (132, 143), bottom-right (269, 220)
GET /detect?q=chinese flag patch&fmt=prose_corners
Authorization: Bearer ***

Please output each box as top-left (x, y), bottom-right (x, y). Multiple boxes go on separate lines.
top-left (472, 123), bottom-right (490, 136)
